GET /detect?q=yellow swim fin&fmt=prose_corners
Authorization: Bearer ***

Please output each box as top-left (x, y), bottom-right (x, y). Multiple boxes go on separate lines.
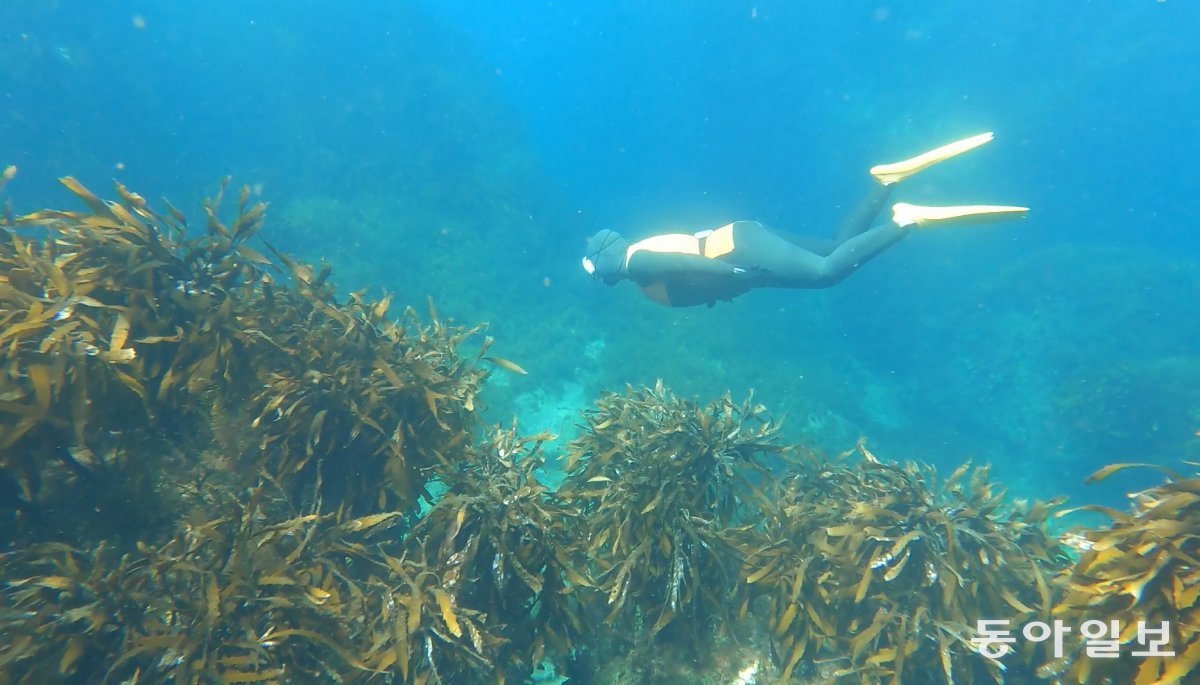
top-left (891, 202), bottom-right (1029, 228)
top-left (870, 132), bottom-right (994, 185)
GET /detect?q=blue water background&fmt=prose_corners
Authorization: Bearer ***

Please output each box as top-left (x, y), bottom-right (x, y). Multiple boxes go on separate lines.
top-left (2, 0), bottom-right (1198, 507)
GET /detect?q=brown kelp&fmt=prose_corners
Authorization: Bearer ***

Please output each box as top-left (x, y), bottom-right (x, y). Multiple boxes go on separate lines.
top-left (406, 425), bottom-right (588, 680)
top-left (741, 443), bottom-right (1072, 683)
top-left (0, 176), bottom-right (519, 683)
top-left (0, 176), bottom-right (486, 547)
top-left (6, 173), bottom-right (1195, 684)
top-left (1042, 463), bottom-right (1200, 684)
top-left (0, 480), bottom-right (503, 684)
top-left (557, 382), bottom-right (783, 654)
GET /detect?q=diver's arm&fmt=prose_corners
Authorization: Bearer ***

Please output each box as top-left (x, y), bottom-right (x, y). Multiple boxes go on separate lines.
top-left (626, 251), bottom-right (755, 284)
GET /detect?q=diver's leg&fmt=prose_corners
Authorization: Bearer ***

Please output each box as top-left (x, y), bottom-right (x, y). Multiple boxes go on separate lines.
top-left (770, 231), bottom-right (839, 256)
top-left (811, 222), bottom-right (907, 286)
top-left (731, 221), bottom-right (907, 289)
top-left (830, 131), bottom-right (1003, 242)
top-left (760, 183), bottom-right (892, 256)
top-left (833, 184), bottom-right (893, 243)
top-left (812, 200), bottom-right (1030, 283)
top-left (830, 131), bottom-right (996, 242)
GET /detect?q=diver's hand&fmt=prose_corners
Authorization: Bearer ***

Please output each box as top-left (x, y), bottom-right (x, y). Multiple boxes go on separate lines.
top-left (732, 265), bottom-right (770, 280)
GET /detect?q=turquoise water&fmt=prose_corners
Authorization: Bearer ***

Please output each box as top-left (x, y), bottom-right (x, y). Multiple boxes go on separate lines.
top-left (2, 1), bottom-right (1197, 511)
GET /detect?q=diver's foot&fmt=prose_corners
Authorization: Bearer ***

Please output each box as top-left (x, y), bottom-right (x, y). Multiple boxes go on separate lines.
top-left (891, 202), bottom-right (1029, 228)
top-left (870, 132), bottom-right (994, 185)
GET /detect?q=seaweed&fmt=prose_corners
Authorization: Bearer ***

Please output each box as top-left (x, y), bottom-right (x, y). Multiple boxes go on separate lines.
top-left (1042, 463), bottom-right (1200, 684)
top-left (0, 480), bottom-right (501, 684)
top-left (741, 442), bottom-right (1072, 683)
top-left (557, 382), bottom-right (782, 655)
top-left (0, 177), bottom-right (487, 547)
top-left (406, 425), bottom-right (587, 681)
top-left (6, 173), bottom-right (1197, 684)
top-left (0, 176), bottom-right (504, 683)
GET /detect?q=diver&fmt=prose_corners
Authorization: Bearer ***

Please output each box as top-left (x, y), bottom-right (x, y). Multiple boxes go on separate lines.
top-left (580, 132), bottom-right (1028, 308)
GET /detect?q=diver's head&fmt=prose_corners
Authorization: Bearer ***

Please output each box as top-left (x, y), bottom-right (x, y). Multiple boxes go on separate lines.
top-left (581, 229), bottom-right (629, 285)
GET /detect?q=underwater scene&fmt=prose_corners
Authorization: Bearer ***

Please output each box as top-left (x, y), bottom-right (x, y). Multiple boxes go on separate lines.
top-left (1, 1), bottom-right (1198, 683)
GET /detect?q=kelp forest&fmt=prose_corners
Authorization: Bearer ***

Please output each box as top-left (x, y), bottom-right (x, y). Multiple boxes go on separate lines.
top-left (0, 171), bottom-right (1197, 684)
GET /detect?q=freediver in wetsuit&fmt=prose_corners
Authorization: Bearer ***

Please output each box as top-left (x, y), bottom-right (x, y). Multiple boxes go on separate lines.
top-left (580, 132), bottom-right (1028, 308)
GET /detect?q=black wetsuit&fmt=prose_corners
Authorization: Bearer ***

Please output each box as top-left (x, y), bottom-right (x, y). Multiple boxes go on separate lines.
top-left (626, 185), bottom-right (904, 307)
